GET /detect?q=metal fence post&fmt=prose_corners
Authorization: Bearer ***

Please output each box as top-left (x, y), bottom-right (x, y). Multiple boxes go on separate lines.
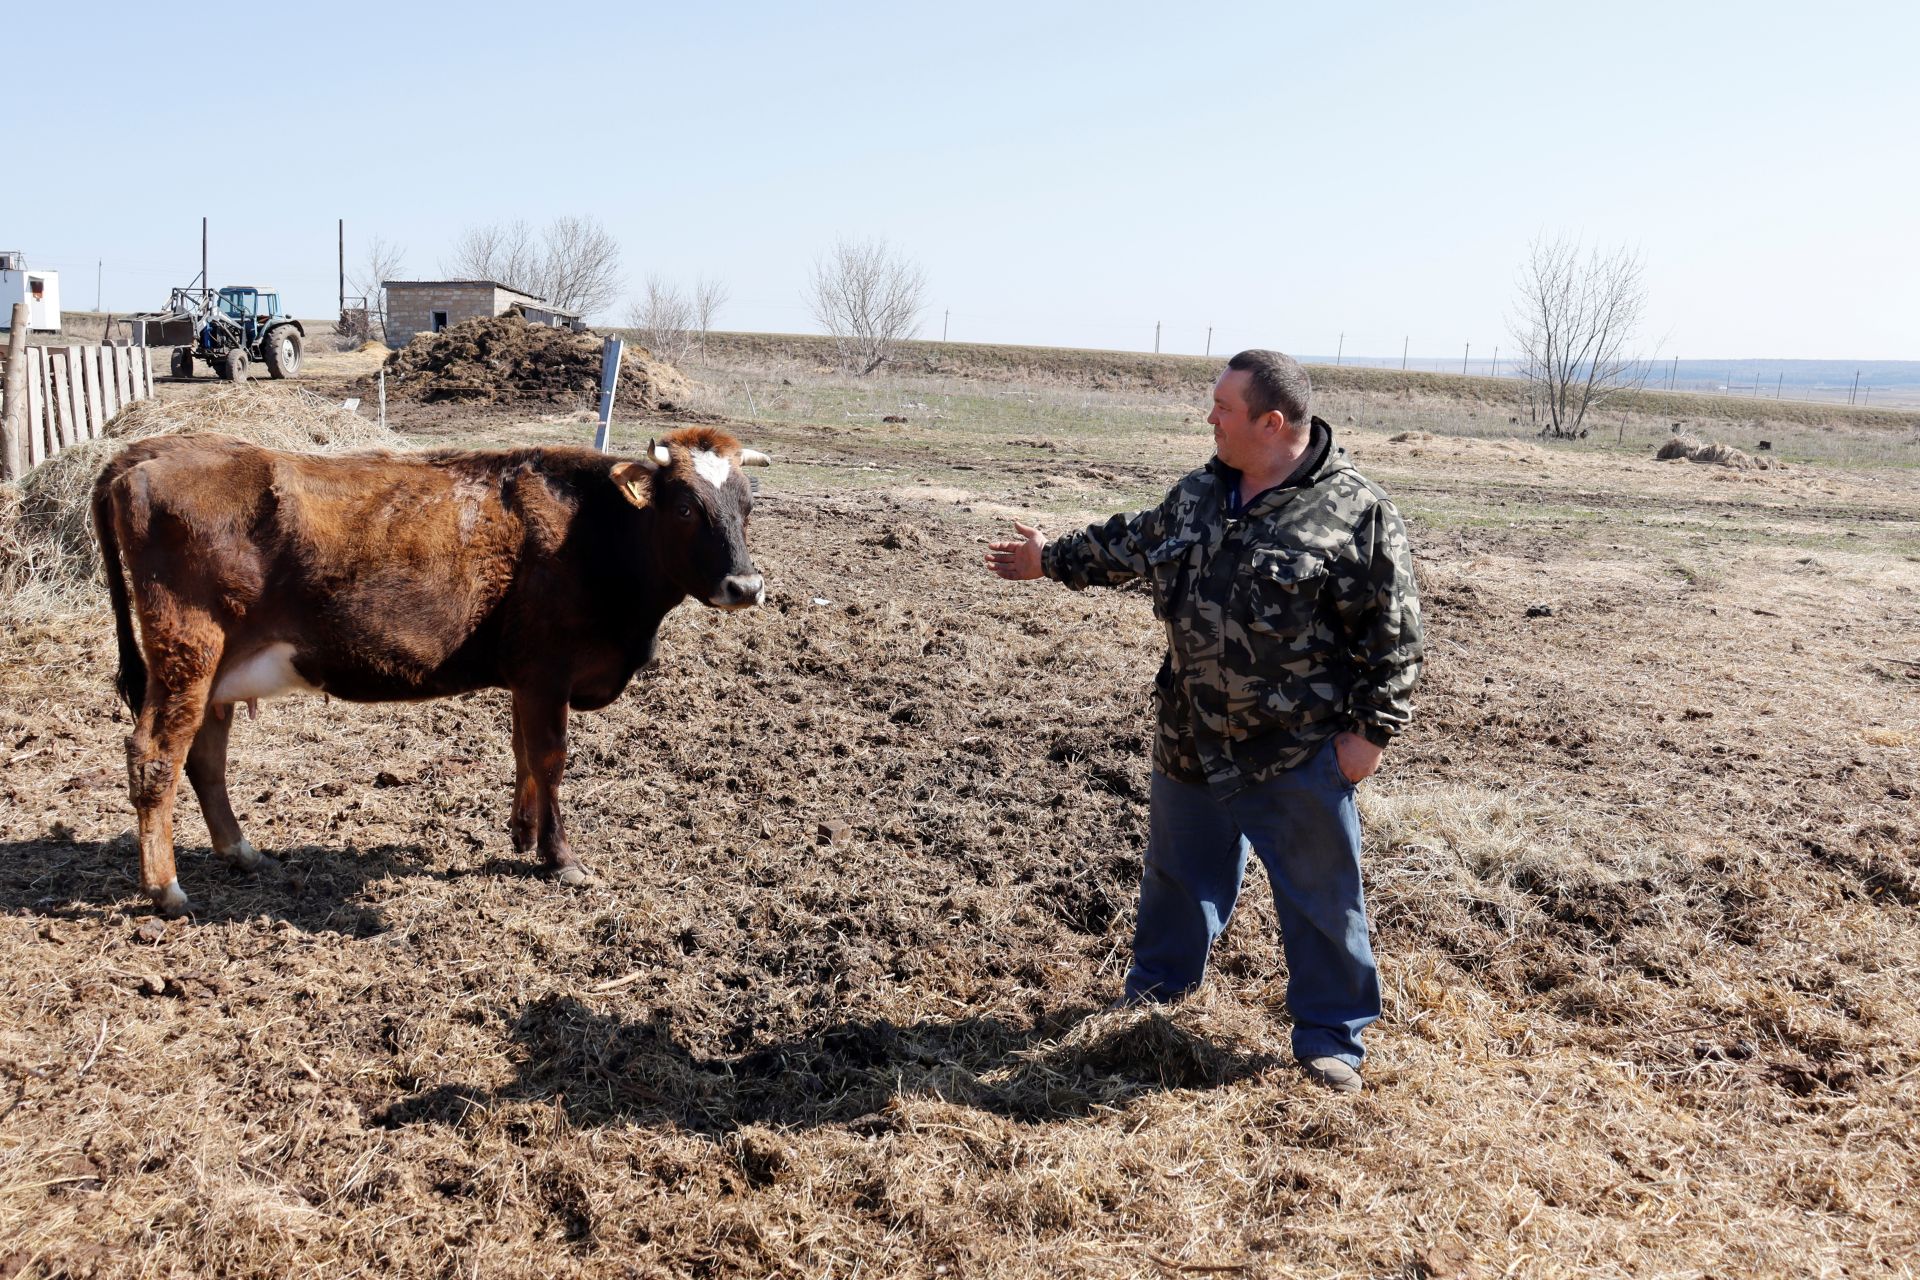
top-left (594, 336), bottom-right (624, 451)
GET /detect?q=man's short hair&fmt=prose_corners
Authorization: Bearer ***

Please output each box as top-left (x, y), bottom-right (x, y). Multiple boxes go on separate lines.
top-left (1227, 349), bottom-right (1312, 431)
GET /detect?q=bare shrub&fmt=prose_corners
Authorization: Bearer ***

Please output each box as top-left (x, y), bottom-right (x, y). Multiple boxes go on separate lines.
top-left (626, 277), bottom-right (699, 366)
top-left (1510, 236), bottom-right (1649, 439)
top-left (347, 235), bottom-right (406, 347)
top-left (694, 275), bottom-right (730, 354)
top-left (806, 236), bottom-right (928, 375)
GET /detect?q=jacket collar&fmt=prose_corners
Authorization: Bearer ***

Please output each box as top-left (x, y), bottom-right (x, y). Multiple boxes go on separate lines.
top-left (1206, 417), bottom-right (1342, 511)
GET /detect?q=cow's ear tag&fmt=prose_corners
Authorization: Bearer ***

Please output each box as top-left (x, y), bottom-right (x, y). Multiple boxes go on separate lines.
top-left (610, 461), bottom-right (653, 509)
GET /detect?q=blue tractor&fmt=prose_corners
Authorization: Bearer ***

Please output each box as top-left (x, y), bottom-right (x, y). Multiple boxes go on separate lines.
top-left (161, 285), bottom-right (305, 381)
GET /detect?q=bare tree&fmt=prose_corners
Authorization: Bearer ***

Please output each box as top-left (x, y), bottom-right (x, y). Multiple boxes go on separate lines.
top-left (443, 219), bottom-right (540, 294)
top-left (347, 235), bottom-right (406, 344)
top-left (693, 275), bottom-right (729, 353)
top-left (441, 216), bottom-right (623, 319)
top-left (538, 215), bottom-right (623, 317)
top-left (1509, 236), bottom-right (1648, 438)
top-left (806, 236), bottom-right (928, 375)
top-left (626, 276), bottom-right (698, 366)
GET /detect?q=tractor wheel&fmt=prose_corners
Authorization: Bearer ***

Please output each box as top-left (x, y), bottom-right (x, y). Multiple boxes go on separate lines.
top-left (170, 348), bottom-right (193, 378)
top-left (264, 328), bottom-right (302, 379)
top-left (220, 350), bottom-right (250, 382)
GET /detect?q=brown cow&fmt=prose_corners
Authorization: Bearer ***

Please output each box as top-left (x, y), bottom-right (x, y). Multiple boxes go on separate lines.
top-left (90, 425), bottom-right (770, 916)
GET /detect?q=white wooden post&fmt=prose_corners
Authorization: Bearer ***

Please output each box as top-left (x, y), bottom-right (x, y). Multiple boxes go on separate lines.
top-left (62, 347), bottom-right (86, 442)
top-left (0, 305), bottom-right (27, 480)
top-left (49, 348), bottom-right (76, 452)
top-left (594, 336), bottom-right (623, 451)
top-left (81, 346), bottom-right (104, 438)
top-left (25, 347), bottom-right (46, 467)
top-left (99, 346), bottom-right (122, 423)
top-left (115, 344), bottom-right (134, 405)
top-left (135, 346), bottom-right (153, 400)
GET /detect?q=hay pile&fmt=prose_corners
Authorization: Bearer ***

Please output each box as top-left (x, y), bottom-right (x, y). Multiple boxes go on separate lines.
top-left (380, 314), bottom-right (690, 411)
top-left (0, 385), bottom-right (401, 616)
top-left (1656, 431), bottom-right (1767, 469)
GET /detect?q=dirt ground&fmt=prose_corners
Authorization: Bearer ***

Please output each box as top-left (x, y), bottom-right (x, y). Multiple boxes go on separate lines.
top-left (1, 352), bottom-right (1917, 1278)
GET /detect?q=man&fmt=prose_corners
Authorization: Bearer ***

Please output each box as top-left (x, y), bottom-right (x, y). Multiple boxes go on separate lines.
top-left (984, 349), bottom-right (1422, 1093)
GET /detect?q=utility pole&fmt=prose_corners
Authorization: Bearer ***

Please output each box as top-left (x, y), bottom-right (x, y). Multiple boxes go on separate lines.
top-left (1401, 336), bottom-right (1408, 371)
top-left (1205, 326), bottom-right (1212, 357)
top-left (1336, 333), bottom-right (1343, 366)
top-left (1863, 386), bottom-right (1871, 407)
top-left (1850, 369), bottom-right (1860, 405)
top-left (1775, 372), bottom-right (1783, 399)
top-left (96, 261), bottom-right (102, 311)
top-left (942, 309), bottom-right (949, 341)
top-left (1669, 355), bottom-right (1678, 390)
top-left (1154, 321), bottom-right (1160, 354)
top-left (338, 219), bottom-right (345, 317)
top-left (201, 217), bottom-right (208, 292)
top-left (1462, 343), bottom-right (1470, 376)
top-left (1491, 346), bottom-right (1498, 377)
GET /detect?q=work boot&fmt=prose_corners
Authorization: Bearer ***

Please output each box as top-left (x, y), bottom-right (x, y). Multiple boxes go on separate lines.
top-left (1301, 1056), bottom-right (1363, 1094)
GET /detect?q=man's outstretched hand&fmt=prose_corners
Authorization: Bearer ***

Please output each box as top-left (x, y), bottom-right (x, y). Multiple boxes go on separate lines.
top-left (985, 520), bottom-right (1046, 581)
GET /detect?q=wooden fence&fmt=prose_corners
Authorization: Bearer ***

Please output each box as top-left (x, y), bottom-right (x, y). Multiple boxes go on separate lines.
top-left (0, 343), bottom-right (154, 472)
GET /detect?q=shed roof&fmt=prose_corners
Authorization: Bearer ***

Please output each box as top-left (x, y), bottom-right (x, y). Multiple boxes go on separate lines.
top-left (509, 299), bottom-right (583, 319)
top-left (382, 279), bottom-right (543, 300)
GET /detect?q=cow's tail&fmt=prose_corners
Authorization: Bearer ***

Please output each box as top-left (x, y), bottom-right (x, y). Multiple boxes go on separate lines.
top-left (90, 463), bottom-right (147, 714)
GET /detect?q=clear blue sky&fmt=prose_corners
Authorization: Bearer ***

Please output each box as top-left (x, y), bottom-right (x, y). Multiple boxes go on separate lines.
top-left (18, 1), bottom-right (1916, 360)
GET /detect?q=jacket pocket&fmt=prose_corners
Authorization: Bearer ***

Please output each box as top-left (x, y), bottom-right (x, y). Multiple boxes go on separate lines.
top-left (1146, 538), bottom-right (1196, 621)
top-left (1243, 548), bottom-right (1328, 635)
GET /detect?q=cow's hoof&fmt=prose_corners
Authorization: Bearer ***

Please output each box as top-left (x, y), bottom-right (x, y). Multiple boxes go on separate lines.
top-left (152, 880), bottom-right (191, 918)
top-left (552, 864), bottom-right (592, 888)
top-left (218, 839), bottom-right (272, 872)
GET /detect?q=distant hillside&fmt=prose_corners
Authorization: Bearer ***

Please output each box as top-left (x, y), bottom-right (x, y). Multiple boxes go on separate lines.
top-left (1308, 355), bottom-right (1920, 407)
top-left (688, 332), bottom-right (1920, 432)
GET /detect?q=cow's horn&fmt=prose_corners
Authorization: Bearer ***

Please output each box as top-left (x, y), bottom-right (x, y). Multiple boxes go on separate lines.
top-left (651, 442), bottom-right (672, 467)
top-left (738, 448), bottom-right (771, 468)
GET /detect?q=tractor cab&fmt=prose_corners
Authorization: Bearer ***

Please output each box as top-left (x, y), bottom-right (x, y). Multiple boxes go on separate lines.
top-left (215, 286), bottom-right (282, 345)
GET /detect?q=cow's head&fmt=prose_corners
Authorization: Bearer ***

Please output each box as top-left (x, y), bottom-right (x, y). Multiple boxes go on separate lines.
top-left (609, 426), bottom-right (771, 609)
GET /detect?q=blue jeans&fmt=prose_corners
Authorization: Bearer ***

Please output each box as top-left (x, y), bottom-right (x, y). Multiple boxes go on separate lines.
top-left (1124, 738), bottom-right (1381, 1067)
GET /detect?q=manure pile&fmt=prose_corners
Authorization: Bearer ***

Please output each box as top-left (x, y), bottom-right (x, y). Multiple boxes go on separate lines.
top-left (380, 314), bottom-right (689, 411)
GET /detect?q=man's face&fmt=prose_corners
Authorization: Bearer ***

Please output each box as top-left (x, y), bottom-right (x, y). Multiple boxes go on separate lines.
top-left (1208, 368), bottom-right (1276, 469)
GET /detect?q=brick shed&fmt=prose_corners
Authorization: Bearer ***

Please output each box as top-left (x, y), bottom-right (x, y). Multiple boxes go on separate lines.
top-left (382, 280), bottom-right (542, 348)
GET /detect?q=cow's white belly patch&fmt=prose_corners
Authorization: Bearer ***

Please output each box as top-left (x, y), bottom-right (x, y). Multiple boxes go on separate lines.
top-left (212, 643), bottom-right (319, 704)
top-left (692, 449), bottom-right (733, 489)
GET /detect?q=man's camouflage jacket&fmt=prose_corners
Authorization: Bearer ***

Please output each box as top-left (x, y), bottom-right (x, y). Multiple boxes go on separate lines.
top-left (1041, 418), bottom-right (1423, 794)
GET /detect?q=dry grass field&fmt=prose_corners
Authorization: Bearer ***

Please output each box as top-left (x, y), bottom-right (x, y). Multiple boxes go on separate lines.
top-left (1, 335), bottom-right (1917, 1278)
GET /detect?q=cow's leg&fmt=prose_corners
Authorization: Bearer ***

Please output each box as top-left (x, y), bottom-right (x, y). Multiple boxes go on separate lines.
top-left (508, 697), bottom-right (537, 855)
top-left (126, 658), bottom-right (219, 917)
top-left (185, 708), bottom-right (267, 873)
top-left (512, 688), bottom-right (588, 886)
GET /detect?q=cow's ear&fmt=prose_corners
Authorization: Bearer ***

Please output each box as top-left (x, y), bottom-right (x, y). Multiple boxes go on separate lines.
top-left (610, 460), bottom-right (655, 509)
